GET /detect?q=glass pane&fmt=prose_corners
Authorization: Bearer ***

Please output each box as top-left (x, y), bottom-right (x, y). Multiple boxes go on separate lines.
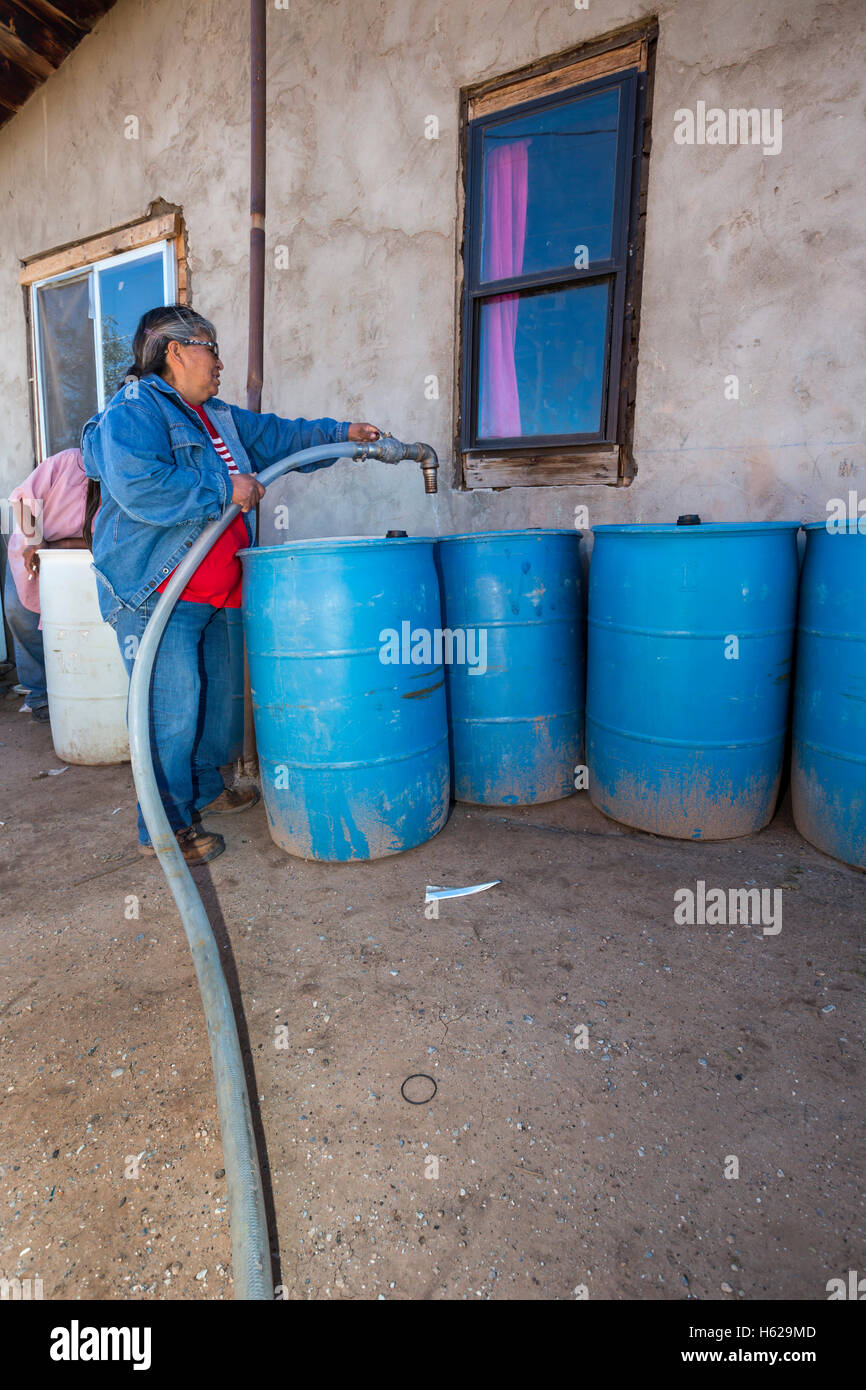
top-left (36, 274), bottom-right (98, 455)
top-left (477, 280), bottom-right (609, 440)
top-left (480, 85), bottom-right (621, 280)
top-left (98, 250), bottom-right (166, 399)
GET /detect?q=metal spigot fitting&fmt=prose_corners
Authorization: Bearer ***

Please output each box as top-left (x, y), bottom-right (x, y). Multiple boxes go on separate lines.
top-left (403, 441), bottom-right (439, 494)
top-left (420, 458), bottom-right (438, 494)
top-left (353, 435), bottom-right (439, 493)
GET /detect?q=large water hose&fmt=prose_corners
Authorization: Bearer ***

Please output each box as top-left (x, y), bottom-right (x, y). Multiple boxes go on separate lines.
top-left (127, 436), bottom-right (437, 1300)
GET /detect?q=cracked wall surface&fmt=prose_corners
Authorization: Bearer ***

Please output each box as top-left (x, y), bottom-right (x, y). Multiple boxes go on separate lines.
top-left (0, 0), bottom-right (863, 536)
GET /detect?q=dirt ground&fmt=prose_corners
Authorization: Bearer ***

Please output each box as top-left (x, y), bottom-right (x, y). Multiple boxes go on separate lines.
top-left (1, 688), bottom-right (863, 1303)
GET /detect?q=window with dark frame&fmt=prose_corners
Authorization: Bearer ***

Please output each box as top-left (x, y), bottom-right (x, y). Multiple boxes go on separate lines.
top-left (459, 35), bottom-right (652, 488)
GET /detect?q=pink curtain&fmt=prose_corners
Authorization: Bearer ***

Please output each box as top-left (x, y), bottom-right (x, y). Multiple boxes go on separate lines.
top-left (479, 139), bottom-right (530, 438)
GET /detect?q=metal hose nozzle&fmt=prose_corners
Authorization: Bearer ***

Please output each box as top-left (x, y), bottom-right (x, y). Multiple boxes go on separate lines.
top-left (418, 451), bottom-right (439, 494)
top-left (354, 435), bottom-right (438, 493)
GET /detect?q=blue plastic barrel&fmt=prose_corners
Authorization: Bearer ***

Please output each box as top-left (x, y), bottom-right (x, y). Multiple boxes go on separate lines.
top-left (436, 529), bottom-right (584, 805)
top-left (223, 607), bottom-right (245, 766)
top-left (239, 537), bottom-right (450, 861)
top-left (586, 522), bottom-right (800, 839)
top-left (792, 521), bottom-right (866, 868)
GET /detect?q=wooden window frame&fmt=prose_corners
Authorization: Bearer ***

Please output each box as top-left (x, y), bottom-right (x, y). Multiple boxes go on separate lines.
top-left (18, 210), bottom-right (188, 462)
top-left (456, 25), bottom-right (656, 489)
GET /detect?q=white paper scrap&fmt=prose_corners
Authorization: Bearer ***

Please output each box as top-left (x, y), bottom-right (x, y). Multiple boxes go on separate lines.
top-left (425, 881), bottom-right (500, 903)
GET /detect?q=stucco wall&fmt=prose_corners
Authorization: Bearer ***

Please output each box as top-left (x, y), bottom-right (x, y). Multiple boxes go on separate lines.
top-left (0, 0), bottom-right (863, 541)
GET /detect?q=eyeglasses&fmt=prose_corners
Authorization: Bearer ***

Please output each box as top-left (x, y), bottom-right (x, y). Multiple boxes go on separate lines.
top-left (181, 338), bottom-right (220, 358)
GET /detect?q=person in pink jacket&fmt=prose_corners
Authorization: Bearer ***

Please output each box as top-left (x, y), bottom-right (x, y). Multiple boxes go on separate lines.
top-left (4, 449), bottom-right (90, 722)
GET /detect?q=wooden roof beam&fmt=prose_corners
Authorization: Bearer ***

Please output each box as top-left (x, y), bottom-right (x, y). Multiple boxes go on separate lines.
top-left (0, 52), bottom-right (39, 108)
top-left (5, 0), bottom-right (87, 39)
top-left (39, 0), bottom-right (110, 28)
top-left (0, 21), bottom-right (57, 79)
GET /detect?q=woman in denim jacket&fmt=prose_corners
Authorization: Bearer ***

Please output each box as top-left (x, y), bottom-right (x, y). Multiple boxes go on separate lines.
top-left (82, 304), bottom-right (380, 864)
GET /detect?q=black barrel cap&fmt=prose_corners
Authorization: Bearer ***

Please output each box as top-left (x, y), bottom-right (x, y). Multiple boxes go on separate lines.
top-left (385, 529), bottom-right (408, 538)
top-left (676, 514), bottom-right (701, 526)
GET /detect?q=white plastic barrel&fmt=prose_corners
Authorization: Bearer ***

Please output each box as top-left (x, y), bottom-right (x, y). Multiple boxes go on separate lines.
top-left (38, 550), bottom-right (130, 765)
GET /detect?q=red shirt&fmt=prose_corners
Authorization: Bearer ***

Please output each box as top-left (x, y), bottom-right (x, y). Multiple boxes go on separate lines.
top-left (156, 402), bottom-right (249, 607)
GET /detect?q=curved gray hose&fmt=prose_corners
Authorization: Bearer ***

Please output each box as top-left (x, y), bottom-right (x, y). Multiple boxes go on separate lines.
top-left (127, 436), bottom-right (436, 1300)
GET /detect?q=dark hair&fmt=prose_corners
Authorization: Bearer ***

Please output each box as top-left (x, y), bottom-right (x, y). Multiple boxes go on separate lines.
top-left (82, 478), bottom-right (101, 550)
top-left (120, 304), bottom-right (217, 385)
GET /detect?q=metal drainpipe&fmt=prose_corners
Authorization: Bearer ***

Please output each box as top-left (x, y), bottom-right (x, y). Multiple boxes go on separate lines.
top-left (247, 0), bottom-right (266, 415)
top-left (240, 0), bottom-right (267, 783)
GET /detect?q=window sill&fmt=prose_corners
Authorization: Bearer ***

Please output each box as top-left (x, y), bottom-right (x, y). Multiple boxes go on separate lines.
top-left (19, 211), bottom-right (184, 288)
top-left (462, 445), bottom-right (620, 488)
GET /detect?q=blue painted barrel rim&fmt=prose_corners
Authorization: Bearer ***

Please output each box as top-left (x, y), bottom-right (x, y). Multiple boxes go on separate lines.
top-left (261, 731), bottom-right (450, 772)
top-left (588, 620), bottom-right (795, 638)
top-left (591, 522), bottom-right (801, 535)
top-left (587, 713), bottom-right (784, 753)
top-left (796, 737), bottom-right (866, 767)
top-left (437, 528), bottom-right (580, 544)
top-left (447, 616), bottom-right (579, 631)
top-left (451, 711), bottom-right (582, 725)
top-left (238, 536), bottom-right (434, 559)
top-left (801, 520), bottom-right (866, 533)
top-left (799, 626), bottom-right (866, 643)
top-left (251, 644), bottom-right (414, 658)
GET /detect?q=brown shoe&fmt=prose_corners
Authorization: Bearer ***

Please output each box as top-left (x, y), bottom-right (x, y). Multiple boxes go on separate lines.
top-left (199, 785), bottom-right (260, 815)
top-left (138, 826), bottom-right (225, 864)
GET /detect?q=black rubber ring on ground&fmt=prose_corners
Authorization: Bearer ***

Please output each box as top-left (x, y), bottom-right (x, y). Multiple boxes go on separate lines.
top-left (401, 1073), bottom-right (438, 1105)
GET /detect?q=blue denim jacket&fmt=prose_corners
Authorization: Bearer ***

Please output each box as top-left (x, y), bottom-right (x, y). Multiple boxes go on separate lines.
top-left (81, 373), bottom-right (350, 621)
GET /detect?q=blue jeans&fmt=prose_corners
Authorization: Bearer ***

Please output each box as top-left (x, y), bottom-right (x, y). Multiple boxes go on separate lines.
top-left (3, 564), bottom-right (48, 710)
top-left (112, 598), bottom-right (233, 845)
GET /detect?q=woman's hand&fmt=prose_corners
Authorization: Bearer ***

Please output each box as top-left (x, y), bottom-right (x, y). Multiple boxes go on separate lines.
top-left (231, 474), bottom-right (267, 513)
top-left (21, 536), bottom-right (88, 578)
top-left (22, 544), bottom-right (40, 577)
top-left (347, 423), bottom-right (382, 442)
